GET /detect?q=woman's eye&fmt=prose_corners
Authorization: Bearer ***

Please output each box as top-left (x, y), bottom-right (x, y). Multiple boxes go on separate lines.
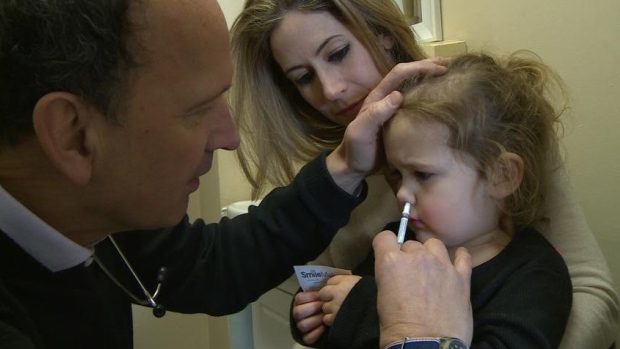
top-left (295, 72), bottom-right (314, 86)
top-left (415, 172), bottom-right (434, 181)
top-left (328, 44), bottom-right (350, 62)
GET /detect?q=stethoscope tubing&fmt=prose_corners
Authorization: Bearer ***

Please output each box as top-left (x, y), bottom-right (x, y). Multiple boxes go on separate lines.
top-left (93, 235), bottom-right (167, 317)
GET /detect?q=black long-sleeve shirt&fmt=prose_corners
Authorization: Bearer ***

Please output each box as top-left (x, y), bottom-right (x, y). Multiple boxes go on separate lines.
top-left (292, 223), bottom-right (572, 349)
top-left (0, 153), bottom-right (366, 349)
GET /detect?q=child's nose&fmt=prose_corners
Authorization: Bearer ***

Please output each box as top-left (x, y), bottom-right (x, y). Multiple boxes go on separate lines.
top-left (396, 187), bottom-right (415, 206)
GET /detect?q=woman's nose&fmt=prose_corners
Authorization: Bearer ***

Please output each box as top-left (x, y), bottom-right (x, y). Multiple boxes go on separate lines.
top-left (318, 71), bottom-right (347, 101)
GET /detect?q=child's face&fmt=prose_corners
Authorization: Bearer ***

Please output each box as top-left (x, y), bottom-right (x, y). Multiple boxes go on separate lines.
top-left (384, 117), bottom-right (502, 249)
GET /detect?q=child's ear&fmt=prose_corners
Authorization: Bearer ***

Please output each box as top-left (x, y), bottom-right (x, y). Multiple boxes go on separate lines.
top-left (488, 152), bottom-right (524, 199)
top-left (32, 92), bottom-right (98, 186)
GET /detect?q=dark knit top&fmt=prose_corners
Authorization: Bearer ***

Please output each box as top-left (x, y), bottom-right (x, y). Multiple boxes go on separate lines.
top-left (291, 222), bottom-right (572, 349)
top-left (0, 153), bottom-right (366, 349)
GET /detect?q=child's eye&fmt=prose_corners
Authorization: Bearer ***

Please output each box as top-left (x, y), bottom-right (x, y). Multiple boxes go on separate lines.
top-left (328, 45), bottom-right (350, 62)
top-left (415, 171), bottom-right (434, 181)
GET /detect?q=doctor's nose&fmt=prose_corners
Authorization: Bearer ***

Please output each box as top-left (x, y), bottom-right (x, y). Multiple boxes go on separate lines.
top-left (208, 103), bottom-right (240, 151)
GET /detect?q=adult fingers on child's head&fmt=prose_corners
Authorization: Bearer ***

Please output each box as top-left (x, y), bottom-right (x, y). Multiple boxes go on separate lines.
top-left (364, 61), bottom-right (445, 111)
top-left (357, 91), bottom-right (402, 130)
top-left (422, 56), bottom-right (451, 67)
top-left (399, 60), bottom-right (448, 79)
top-left (368, 61), bottom-right (448, 103)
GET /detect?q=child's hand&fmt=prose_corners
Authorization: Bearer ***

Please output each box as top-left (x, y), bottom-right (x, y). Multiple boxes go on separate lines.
top-left (292, 291), bottom-right (326, 345)
top-left (318, 275), bottom-right (363, 326)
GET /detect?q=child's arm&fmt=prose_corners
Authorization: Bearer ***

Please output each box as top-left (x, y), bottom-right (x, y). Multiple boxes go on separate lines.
top-left (289, 243), bottom-right (382, 349)
top-left (289, 275), bottom-right (382, 349)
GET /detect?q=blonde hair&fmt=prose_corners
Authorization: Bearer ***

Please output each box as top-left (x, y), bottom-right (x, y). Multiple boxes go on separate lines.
top-left (393, 51), bottom-right (567, 231)
top-left (230, 0), bottom-right (426, 199)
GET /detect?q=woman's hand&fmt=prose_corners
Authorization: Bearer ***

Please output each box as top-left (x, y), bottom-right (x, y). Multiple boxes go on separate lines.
top-left (318, 275), bottom-right (362, 326)
top-left (364, 57), bottom-right (450, 110)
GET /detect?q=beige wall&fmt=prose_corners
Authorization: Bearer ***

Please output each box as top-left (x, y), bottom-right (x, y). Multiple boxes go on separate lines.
top-left (442, 0), bottom-right (620, 297)
top-left (218, 1), bottom-right (254, 208)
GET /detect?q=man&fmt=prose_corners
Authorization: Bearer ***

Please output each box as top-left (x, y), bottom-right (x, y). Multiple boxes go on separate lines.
top-left (0, 0), bottom-right (471, 348)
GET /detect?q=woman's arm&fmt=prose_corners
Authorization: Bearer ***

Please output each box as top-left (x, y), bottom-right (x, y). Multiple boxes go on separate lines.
top-left (537, 167), bottom-right (619, 348)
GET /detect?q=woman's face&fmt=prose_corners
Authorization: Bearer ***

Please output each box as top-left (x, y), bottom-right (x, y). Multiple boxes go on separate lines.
top-left (270, 10), bottom-right (392, 126)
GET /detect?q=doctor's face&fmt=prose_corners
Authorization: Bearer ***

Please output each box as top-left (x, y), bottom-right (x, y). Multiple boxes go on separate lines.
top-left (270, 11), bottom-right (390, 126)
top-left (92, 0), bottom-right (239, 231)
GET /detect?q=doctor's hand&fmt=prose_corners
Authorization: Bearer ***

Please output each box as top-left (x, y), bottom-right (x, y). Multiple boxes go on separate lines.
top-left (292, 291), bottom-right (326, 345)
top-left (326, 58), bottom-right (448, 194)
top-left (318, 274), bottom-right (362, 326)
top-left (373, 231), bottom-right (473, 349)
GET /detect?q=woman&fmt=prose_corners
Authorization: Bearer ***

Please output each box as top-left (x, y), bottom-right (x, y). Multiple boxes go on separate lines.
top-left (229, 0), bottom-right (619, 347)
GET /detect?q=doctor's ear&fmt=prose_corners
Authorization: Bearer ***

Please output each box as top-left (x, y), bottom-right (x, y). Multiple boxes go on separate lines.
top-left (32, 92), bottom-right (99, 186)
top-left (487, 152), bottom-right (524, 199)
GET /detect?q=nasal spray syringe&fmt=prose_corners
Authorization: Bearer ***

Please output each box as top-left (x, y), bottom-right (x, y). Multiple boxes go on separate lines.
top-left (397, 202), bottom-right (411, 248)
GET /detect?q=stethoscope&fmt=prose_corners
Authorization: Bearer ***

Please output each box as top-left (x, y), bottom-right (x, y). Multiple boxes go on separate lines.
top-left (93, 235), bottom-right (168, 318)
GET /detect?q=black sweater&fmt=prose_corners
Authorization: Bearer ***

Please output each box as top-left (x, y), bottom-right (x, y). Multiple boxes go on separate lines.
top-left (292, 223), bottom-right (572, 349)
top-left (0, 154), bottom-right (366, 349)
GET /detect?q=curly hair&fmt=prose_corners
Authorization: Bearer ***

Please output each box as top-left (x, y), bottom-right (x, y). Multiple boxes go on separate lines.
top-left (394, 51), bottom-right (567, 231)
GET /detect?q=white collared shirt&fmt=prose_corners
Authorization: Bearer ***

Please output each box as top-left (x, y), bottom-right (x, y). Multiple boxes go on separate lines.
top-left (0, 185), bottom-right (93, 272)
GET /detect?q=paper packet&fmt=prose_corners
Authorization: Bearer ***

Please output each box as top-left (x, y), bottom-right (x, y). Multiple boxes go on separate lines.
top-left (293, 265), bottom-right (352, 292)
